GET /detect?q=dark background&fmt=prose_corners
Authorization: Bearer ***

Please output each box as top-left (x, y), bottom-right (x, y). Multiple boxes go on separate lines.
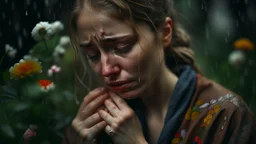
top-left (0, 0), bottom-right (256, 143)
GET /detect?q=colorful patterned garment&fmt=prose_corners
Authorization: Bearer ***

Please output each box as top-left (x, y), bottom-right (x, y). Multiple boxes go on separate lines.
top-left (62, 65), bottom-right (256, 144)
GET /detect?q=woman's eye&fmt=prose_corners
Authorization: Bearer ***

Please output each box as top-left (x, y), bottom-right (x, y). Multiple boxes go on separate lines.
top-left (114, 44), bottom-right (132, 53)
top-left (86, 52), bottom-right (100, 61)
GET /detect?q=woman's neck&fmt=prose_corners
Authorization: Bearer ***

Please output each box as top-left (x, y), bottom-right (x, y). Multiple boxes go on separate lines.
top-left (140, 66), bottom-right (178, 120)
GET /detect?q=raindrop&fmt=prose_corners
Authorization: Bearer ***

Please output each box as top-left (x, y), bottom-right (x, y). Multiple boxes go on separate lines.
top-left (33, 2), bottom-right (37, 10)
top-left (25, 11), bottom-right (28, 16)
top-left (239, 77), bottom-right (245, 86)
top-left (18, 36), bottom-right (23, 49)
top-left (37, 13), bottom-right (41, 19)
top-left (205, 25), bottom-right (210, 40)
top-left (236, 20), bottom-right (239, 28)
top-left (188, 0), bottom-right (191, 8)
top-left (12, 2), bottom-right (15, 10)
top-left (244, 68), bottom-right (249, 76)
top-left (5, 0), bottom-right (8, 4)
top-left (245, 0), bottom-right (248, 4)
top-left (23, 28), bottom-right (28, 37)
top-left (225, 37), bottom-right (228, 43)
top-left (44, 0), bottom-right (49, 6)
top-left (2, 13), bottom-right (6, 20)
top-left (26, 0), bottom-right (31, 6)
top-left (14, 23), bottom-right (20, 32)
top-left (8, 20), bottom-right (12, 26)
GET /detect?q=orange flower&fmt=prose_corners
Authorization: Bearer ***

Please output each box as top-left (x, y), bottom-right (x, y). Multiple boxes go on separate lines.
top-left (233, 38), bottom-right (254, 51)
top-left (9, 56), bottom-right (42, 79)
top-left (38, 80), bottom-right (55, 92)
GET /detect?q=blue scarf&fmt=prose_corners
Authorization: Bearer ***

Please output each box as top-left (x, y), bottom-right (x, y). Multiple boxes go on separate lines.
top-left (127, 65), bottom-right (197, 144)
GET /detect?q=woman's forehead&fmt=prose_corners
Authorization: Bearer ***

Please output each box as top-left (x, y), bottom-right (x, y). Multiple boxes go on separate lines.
top-left (77, 9), bottom-right (133, 41)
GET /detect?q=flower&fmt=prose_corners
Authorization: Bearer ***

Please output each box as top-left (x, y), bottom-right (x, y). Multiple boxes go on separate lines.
top-left (172, 129), bottom-right (186, 144)
top-left (51, 21), bottom-right (64, 33)
top-left (5, 44), bottom-right (17, 58)
top-left (38, 80), bottom-right (55, 92)
top-left (204, 114), bottom-right (213, 126)
top-left (228, 50), bottom-right (246, 66)
top-left (53, 45), bottom-right (66, 57)
top-left (48, 65), bottom-right (61, 76)
top-left (59, 36), bottom-right (71, 47)
top-left (31, 21), bottom-right (53, 41)
top-left (9, 56), bottom-right (42, 79)
top-left (191, 112), bottom-right (199, 120)
top-left (233, 38), bottom-right (254, 51)
top-left (213, 105), bottom-right (220, 113)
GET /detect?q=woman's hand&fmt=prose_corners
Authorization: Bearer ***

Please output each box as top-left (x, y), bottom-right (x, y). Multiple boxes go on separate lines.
top-left (71, 87), bottom-right (109, 143)
top-left (98, 91), bottom-right (148, 144)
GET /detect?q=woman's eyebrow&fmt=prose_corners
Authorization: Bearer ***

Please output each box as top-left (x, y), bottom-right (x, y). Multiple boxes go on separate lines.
top-left (79, 34), bottom-right (133, 48)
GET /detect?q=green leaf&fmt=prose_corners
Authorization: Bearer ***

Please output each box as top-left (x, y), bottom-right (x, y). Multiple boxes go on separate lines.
top-left (1, 124), bottom-right (15, 138)
top-left (13, 103), bottom-right (31, 112)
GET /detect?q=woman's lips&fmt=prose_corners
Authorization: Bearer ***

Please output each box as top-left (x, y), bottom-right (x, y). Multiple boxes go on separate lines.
top-left (107, 81), bottom-right (135, 92)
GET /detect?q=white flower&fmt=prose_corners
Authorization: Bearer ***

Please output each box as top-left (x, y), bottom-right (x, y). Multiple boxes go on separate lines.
top-left (31, 22), bottom-right (53, 41)
top-left (228, 50), bottom-right (246, 66)
top-left (210, 99), bottom-right (217, 104)
top-left (59, 36), bottom-right (70, 47)
top-left (51, 21), bottom-right (64, 33)
top-left (47, 65), bottom-right (61, 76)
top-left (5, 44), bottom-right (17, 58)
top-left (53, 45), bottom-right (66, 57)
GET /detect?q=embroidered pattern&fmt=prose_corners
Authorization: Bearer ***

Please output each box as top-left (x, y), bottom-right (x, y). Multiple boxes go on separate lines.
top-left (171, 129), bottom-right (186, 144)
top-left (185, 100), bottom-right (205, 120)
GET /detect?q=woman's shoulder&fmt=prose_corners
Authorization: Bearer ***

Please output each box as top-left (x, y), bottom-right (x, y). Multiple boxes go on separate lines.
top-left (173, 74), bottom-right (256, 144)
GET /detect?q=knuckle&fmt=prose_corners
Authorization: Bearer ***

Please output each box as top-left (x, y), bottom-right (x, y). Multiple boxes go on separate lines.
top-left (80, 129), bottom-right (91, 140)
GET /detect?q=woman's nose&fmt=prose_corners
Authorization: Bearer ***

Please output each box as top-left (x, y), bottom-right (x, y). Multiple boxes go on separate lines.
top-left (101, 53), bottom-right (120, 77)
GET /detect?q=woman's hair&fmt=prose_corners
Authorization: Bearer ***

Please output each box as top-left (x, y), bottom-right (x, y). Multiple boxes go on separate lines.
top-left (69, 0), bottom-right (200, 97)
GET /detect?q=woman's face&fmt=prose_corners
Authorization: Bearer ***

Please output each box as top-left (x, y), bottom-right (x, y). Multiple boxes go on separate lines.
top-left (76, 6), bottom-right (165, 99)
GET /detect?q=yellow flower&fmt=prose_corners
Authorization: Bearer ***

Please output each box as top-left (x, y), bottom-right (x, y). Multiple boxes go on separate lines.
top-left (172, 138), bottom-right (180, 144)
top-left (191, 112), bottom-right (199, 120)
top-left (9, 56), bottom-right (42, 79)
top-left (213, 105), bottom-right (220, 113)
top-left (185, 108), bottom-right (192, 120)
top-left (204, 114), bottom-right (213, 126)
top-left (196, 100), bottom-right (204, 106)
top-left (234, 38), bottom-right (254, 51)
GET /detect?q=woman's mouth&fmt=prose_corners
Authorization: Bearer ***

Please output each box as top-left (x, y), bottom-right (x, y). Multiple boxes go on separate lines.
top-left (107, 80), bottom-right (135, 92)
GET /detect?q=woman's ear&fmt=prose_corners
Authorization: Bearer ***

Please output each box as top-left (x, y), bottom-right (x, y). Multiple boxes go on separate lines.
top-left (160, 17), bottom-right (173, 48)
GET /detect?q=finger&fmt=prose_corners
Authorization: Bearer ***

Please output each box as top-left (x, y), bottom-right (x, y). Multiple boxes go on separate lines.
top-left (79, 93), bottom-right (109, 119)
top-left (78, 87), bottom-right (106, 113)
top-left (105, 125), bottom-right (115, 136)
top-left (109, 91), bottom-right (129, 110)
top-left (104, 99), bottom-right (121, 117)
top-left (98, 110), bottom-right (115, 126)
top-left (80, 121), bottom-right (107, 140)
top-left (83, 113), bottom-right (103, 128)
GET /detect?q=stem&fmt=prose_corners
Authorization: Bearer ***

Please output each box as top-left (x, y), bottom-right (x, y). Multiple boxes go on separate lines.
top-left (0, 51), bottom-right (7, 67)
top-left (43, 39), bottom-right (49, 51)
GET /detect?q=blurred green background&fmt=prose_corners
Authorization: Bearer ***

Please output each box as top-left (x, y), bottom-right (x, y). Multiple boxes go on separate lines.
top-left (0, 0), bottom-right (255, 143)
